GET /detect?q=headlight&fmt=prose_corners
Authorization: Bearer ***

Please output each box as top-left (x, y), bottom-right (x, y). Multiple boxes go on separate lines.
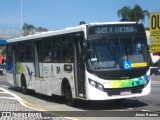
top-left (89, 79), bottom-right (104, 91)
top-left (90, 80), bottom-right (96, 87)
top-left (97, 83), bottom-right (104, 91)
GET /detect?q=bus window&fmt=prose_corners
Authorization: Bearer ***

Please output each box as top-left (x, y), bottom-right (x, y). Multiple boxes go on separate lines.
top-left (17, 41), bottom-right (33, 62)
top-left (62, 36), bottom-right (73, 62)
top-left (52, 38), bottom-right (61, 62)
top-left (43, 38), bottom-right (52, 62)
top-left (17, 43), bottom-right (23, 61)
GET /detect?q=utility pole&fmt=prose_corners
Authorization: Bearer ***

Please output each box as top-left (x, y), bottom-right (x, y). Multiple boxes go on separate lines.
top-left (20, 0), bottom-right (24, 36)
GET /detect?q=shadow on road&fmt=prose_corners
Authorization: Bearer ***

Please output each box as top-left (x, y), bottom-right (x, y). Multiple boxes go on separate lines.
top-left (8, 86), bottom-right (65, 104)
top-left (8, 86), bottom-right (148, 110)
top-left (73, 99), bottom-right (148, 110)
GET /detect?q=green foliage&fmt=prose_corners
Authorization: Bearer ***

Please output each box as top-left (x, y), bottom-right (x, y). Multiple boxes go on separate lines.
top-left (117, 4), bottom-right (150, 23)
top-left (0, 46), bottom-right (6, 54)
top-left (145, 27), bottom-right (150, 31)
top-left (22, 23), bottom-right (48, 36)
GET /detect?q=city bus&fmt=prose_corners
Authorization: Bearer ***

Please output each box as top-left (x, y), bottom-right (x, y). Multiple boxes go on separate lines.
top-left (6, 22), bottom-right (151, 106)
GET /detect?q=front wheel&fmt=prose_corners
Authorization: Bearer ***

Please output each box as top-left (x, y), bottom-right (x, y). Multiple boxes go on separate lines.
top-left (64, 83), bottom-right (75, 106)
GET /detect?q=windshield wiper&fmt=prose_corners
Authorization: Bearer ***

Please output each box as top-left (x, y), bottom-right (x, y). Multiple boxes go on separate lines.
top-left (101, 36), bottom-right (115, 55)
top-left (101, 36), bottom-right (117, 63)
top-left (127, 34), bottom-right (135, 52)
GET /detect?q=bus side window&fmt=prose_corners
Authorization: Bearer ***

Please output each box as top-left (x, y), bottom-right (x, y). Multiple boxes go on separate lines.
top-left (43, 38), bottom-right (52, 62)
top-left (52, 38), bottom-right (61, 62)
top-left (62, 36), bottom-right (73, 62)
top-left (17, 41), bottom-right (33, 62)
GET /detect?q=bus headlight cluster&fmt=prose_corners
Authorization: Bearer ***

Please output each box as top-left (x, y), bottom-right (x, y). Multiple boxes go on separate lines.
top-left (88, 79), bottom-right (104, 91)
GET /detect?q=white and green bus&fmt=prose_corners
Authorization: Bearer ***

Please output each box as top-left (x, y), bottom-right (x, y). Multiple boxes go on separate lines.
top-left (6, 22), bottom-right (151, 106)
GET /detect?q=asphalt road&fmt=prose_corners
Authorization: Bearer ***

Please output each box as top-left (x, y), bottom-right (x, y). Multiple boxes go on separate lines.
top-left (0, 75), bottom-right (159, 120)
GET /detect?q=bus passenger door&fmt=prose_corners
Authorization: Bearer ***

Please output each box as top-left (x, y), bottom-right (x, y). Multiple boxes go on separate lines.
top-left (12, 45), bottom-right (18, 85)
top-left (35, 41), bottom-right (43, 92)
top-left (74, 36), bottom-right (86, 98)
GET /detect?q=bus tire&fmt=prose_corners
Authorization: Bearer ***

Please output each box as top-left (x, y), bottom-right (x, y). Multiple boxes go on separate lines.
top-left (21, 75), bottom-right (28, 95)
top-left (63, 82), bottom-right (75, 106)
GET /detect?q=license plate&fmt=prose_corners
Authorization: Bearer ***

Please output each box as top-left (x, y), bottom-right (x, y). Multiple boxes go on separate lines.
top-left (120, 90), bottom-right (131, 95)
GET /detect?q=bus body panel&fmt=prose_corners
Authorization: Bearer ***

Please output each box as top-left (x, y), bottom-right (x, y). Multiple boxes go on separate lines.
top-left (6, 62), bottom-right (35, 89)
top-left (6, 62), bottom-right (76, 97)
top-left (41, 63), bottom-right (75, 97)
top-left (16, 62), bottom-right (35, 89)
top-left (14, 62), bottom-right (75, 97)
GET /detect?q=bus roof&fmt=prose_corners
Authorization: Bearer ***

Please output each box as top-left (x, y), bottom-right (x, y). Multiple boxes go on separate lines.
top-left (7, 25), bottom-right (86, 43)
top-left (7, 22), bottom-right (137, 43)
top-left (88, 21), bottom-right (136, 26)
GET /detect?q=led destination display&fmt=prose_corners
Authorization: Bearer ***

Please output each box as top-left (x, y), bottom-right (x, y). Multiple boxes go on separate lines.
top-left (88, 24), bottom-right (144, 35)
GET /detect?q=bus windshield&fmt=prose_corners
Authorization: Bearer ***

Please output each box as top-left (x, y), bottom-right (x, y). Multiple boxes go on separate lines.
top-left (87, 36), bottom-right (147, 71)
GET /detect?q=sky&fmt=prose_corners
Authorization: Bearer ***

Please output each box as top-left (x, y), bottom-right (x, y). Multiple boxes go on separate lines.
top-left (0, 0), bottom-right (160, 30)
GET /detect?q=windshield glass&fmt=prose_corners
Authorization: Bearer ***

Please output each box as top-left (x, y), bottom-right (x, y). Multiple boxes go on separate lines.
top-left (87, 37), bottom-right (147, 71)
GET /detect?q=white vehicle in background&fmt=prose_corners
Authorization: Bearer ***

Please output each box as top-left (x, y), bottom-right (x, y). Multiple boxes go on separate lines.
top-left (150, 58), bottom-right (160, 76)
top-left (6, 22), bottom-right (151, 106)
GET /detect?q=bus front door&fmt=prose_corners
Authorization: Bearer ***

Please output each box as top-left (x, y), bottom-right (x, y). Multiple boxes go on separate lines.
top-left (74, 36), bottom-right (86, 98)
top-left (12, 45), bottom-right (18, 85)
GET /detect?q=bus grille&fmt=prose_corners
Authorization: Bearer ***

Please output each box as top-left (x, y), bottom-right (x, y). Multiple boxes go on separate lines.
top-left (104, 86), bottom-right (143, 96)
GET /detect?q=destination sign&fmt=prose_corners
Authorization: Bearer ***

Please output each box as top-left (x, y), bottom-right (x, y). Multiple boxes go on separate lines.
top-left (88, 24), bottom-right (144, 35)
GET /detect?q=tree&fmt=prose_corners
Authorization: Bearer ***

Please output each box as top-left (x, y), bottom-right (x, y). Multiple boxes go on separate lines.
top-left (36, 27), bottom-right (48, 32)
top-left (22, 23), bottom-right (36, 36)
top-left (0, 46), bottom-right (6, 54)
top-left (117, 4), bottom-right (149, 22)
top-left (22, 23), bottom-right (48, 36)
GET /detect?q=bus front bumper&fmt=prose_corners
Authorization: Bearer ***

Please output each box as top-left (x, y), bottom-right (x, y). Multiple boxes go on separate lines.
top-left (86, 78), bottom-right (151, 101)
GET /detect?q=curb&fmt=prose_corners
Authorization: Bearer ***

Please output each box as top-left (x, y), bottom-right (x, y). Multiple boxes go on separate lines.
top-left (0, 87), bottom-right (40, 111)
